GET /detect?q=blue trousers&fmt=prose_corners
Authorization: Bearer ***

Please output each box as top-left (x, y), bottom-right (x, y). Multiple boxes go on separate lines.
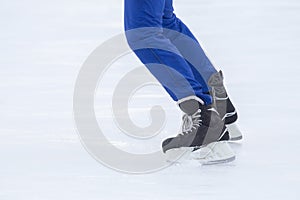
top-left (124, 0), bottom-right (217, 104)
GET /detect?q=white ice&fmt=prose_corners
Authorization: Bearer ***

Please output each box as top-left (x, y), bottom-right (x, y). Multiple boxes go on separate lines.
top-left (0, 0), bottom-right (300, 199)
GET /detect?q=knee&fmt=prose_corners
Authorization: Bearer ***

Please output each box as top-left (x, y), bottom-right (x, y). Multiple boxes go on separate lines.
top-left (125, 27), bottom-right (163, 50)
top-left (162, 13), bottom-right (178, 28)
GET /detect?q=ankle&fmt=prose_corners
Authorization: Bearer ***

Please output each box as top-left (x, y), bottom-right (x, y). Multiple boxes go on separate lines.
top-left (178, 96), bottom-right (206, 115)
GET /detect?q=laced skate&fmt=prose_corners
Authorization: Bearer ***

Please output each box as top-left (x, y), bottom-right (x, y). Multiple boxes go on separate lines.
top-left (162, 98), bottom-right (235, 164)
top-left (162, 99), bottom-right (229, 151)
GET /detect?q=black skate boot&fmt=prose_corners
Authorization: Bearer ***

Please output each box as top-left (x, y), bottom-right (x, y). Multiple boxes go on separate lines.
top-left (162, 98), bottom-right (229, 153)
top-left (208, 71), bottom-right (242, 141)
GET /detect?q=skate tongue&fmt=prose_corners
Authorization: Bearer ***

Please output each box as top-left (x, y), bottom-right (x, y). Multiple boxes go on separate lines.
top-left (179, 98), bottom-right (204, 115)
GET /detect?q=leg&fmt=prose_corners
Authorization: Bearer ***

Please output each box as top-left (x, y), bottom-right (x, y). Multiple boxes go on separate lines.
top-left (162, 0), bottom-right (217, 93)
top-left (161, 1), bottom-right (241, 141)
top-left (124, 0), bottom-right (212, 104)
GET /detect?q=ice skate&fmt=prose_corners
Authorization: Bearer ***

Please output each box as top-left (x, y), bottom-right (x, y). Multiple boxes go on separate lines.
top-left (162, 98), bottom-right (234, 163)
top-left (208, 71), bottom-right (242, 141)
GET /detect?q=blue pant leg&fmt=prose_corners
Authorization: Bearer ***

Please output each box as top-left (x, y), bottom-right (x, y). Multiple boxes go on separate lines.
top-left (124, 0), bottom-right (212, 104)
top-left (162, 0), bottom-right (217, 92)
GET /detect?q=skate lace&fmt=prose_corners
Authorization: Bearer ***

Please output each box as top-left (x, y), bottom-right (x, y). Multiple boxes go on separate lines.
top-left (180, 109), bottom-right (203, 136)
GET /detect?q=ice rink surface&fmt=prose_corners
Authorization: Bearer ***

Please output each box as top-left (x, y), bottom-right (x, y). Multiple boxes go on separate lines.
top-left (0, 0), bottom-right (300, 199)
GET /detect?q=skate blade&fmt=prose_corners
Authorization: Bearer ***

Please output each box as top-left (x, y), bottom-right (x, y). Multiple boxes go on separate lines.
top-left (164, 147), bottom-right (194, 164)
top-left (227, 123), bottom-right (243, 141)
top-left (192, 141), bottom-right (236, 165)
top-left (201, 156), bottom-right (236, 165)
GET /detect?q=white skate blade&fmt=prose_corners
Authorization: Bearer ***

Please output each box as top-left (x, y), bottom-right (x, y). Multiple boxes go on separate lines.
top-left (227, 123), bottom-right (243, 141)
top-left (164, 147), bottom-right (194, 164)
top-left (191, 141), bottom-right (236, 165)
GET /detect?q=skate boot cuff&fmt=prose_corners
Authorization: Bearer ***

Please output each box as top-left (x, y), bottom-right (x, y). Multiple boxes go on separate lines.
top-left (208, 71), bottom-right (226, 96)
